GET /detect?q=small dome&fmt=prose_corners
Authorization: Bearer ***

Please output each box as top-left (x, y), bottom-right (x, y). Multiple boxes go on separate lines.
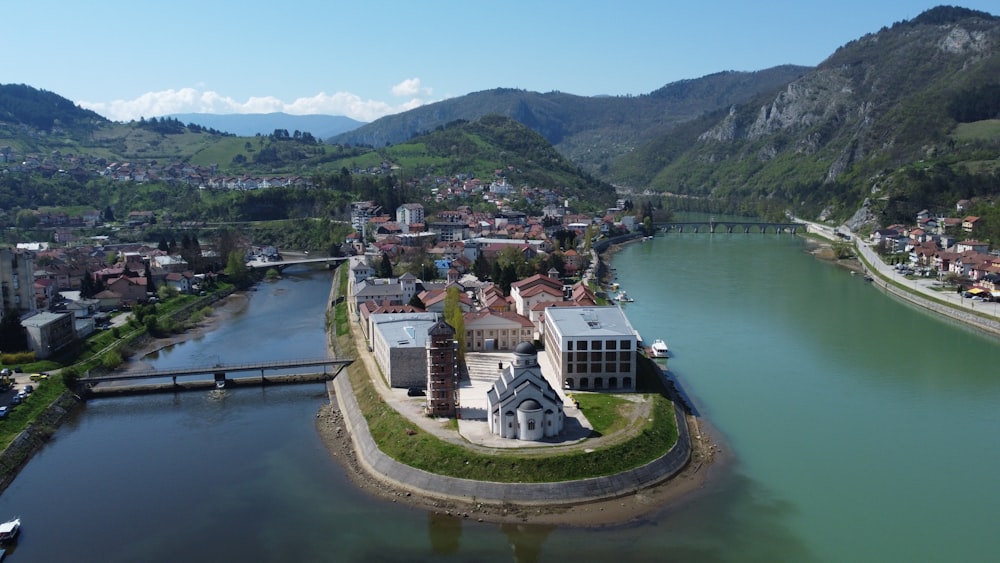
top-left (518, 399), bottom-right (542, 411)
top-left (514, 341), bottom-right (536, 355)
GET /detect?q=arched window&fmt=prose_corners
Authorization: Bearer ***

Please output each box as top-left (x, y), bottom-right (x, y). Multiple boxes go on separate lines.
top-left (528, 420), bottom-right (536, 430)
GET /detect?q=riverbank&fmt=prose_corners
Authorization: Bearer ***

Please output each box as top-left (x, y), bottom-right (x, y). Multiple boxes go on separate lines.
top-left (119, 293), bottom-right (250, 370)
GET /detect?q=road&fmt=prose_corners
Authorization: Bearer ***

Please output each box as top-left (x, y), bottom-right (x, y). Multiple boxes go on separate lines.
top-left (794, 217), bottom-right (1000, 320)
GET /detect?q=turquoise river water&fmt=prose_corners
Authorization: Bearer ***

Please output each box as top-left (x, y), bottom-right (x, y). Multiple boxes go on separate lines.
top-left (1, 229), bottom-right (999, 562)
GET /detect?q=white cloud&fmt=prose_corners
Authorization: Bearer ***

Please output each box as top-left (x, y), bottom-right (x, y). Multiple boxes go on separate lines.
top-left (391, 78), bottom-right (432, 98)
top-left (78, 86), bottom-right (437, 123)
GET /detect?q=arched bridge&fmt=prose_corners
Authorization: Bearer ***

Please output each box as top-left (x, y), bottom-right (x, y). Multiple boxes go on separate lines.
top-left (655, 221), bottom-right (800, 234)
top-left (80, 357), bottom-right (353, 389)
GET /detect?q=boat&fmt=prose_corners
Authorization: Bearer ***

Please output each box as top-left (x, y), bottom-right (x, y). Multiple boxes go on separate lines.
top-left (615, 291), bottom-right (634, 303)
top-left (650, 339), bottom-right (669, 358)
top-left (0, 518), bottom-right (19, 544)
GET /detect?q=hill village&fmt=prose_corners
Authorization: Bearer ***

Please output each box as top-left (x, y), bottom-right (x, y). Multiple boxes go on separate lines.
top-left (3, 193), bottom-right (1000, 436)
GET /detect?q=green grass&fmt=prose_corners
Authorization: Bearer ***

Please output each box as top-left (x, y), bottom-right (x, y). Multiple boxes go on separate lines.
top-left (952, 119), bottom-right (1000, 142)
top-left (571, 393), bottom-right (629, 435)
top-left (0, 375), bottom-right (68, 448)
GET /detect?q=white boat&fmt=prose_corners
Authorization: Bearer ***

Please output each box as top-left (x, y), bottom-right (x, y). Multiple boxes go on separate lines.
top-left (0, 518), bottom-right (19, 544)
top-left (615, 291), bottom-right (634, 303)
top-left (650, 339), bottom-right (669, 358)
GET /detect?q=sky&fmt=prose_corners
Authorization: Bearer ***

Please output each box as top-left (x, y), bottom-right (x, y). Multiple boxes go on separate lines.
top-left (3, 1), bottom-right (997, 124)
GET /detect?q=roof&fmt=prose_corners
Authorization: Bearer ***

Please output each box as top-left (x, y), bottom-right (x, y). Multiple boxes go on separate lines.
top-left (370, 313), bottom-right (441, 348)
top-left (544, 306), bottom-right (637, 339)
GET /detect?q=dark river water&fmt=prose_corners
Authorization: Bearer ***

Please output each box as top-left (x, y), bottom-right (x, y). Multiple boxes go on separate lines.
top-left (2, 231), bottom-right (999, 562)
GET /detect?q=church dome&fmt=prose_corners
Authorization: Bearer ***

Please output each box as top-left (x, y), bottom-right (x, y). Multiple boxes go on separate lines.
top-left (518, 399), bottom-right (542, 412)
top-left (514, 341), bottom-right (536, 355)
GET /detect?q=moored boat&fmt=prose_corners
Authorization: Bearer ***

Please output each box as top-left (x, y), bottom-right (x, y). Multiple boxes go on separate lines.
top-left (650, 339), bottom-right (669, 358)
top-left (0, 518), bottom-right (20, 544)
top-left (615, 291), bottom-right (634, 303)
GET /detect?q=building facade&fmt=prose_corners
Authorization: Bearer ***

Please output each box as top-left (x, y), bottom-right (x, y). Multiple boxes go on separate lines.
top-left (369, 312), bottom-right (441, 388)
top-left (543, 306), bottom-right (638, 392)
top-left (21, 311), bottom-right (76, 359)
top-left (0, 247), bottom-right (38, 322)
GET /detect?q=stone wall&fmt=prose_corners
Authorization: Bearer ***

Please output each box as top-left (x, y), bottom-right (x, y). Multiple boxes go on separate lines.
top-left (0, 391), bottom-right (83, 494)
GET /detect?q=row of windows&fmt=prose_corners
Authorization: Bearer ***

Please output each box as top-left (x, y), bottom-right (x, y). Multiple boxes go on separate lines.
top-left (566, 339), bottom-right (633, 351)
top-left (565, 362), bottom-right (631, 374)
top-left (569, 351), bottom-right (631, 362)
top-left (563, 376), bottom-right (633, 390)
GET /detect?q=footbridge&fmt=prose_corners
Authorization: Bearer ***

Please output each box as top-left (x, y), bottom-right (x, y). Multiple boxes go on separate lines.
top-left (656, 220), bottom-right (800, 234)
top-left (80, 357), bottom-right (353, 390)
top-left (246, 255), bottom-right (350, 272)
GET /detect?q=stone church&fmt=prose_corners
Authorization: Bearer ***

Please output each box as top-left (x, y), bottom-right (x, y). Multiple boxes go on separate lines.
top-left (486, 341), bottom-right (564, 441)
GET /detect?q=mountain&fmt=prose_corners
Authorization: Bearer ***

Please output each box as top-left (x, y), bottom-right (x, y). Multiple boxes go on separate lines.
top-left (169, 112), bottom-right (364, 139)
top-left (168, 112), bottom-right (364, 139)
top-left (328, 66), bottom-right (811, 174)
top-left (612, 5), bottom-right (1000, 225)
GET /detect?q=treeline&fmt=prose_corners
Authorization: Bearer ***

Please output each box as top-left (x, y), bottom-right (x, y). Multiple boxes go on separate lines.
top-left (0, 83), bottom-right (107, 131)
top-left (948, 83), bottom-right (1000, 123)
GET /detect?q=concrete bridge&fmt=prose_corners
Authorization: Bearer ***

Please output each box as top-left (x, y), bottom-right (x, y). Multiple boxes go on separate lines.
top-left (80, 357), bottom-right (353, 391)
top-left (655, 220), bottom-right (800, 234)
top-left (246, 255), bottom-right (350, 272)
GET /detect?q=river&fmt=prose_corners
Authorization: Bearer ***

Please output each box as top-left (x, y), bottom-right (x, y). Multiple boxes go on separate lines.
top-left (1, 232), bottom-right (999, 561)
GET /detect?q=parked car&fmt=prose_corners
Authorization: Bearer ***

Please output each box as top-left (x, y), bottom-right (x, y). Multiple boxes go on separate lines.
top-left (23, 384), bottom-right (33, 394)
top-left (10, 394), bottom-right (22, 406)
top-left (29, 373), bottom-right (49, 381)
top-left (0, 406), bottom-right (8, 418)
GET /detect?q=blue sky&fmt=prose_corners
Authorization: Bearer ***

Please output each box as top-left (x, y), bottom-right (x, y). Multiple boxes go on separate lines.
top-left (3, 1), bottom-right (996, 123)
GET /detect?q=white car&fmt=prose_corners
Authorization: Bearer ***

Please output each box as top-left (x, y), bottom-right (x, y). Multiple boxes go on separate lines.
top-left (0, 406), bottom-right (8, 417)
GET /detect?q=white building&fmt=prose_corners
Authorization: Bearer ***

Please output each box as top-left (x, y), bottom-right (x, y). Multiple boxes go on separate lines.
top-left (486, 342), bottom-right (565, 440)
top-left (369, 312), bottom-right (441, 388)
top-left (543, 306), bottom-right (638, 392)
top-left (396, 203), bottom-right (425, 231)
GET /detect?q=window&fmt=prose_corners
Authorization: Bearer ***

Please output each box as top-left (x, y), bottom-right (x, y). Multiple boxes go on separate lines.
top-left (580, 377), bottom-right (589, 389)
top-left (605, 363), bottom-right (616, 373)
top-left (578, 340), bottom-right (588, 351)
top-left (620, 339), bottom-right (631, 350)
top-left (606, 339), bottom-right (617, 350)
top-left (528, 420), bottom-right (536, 431)
top-left (567, 341), bottom-right (573, 351)
top-left (619, 351), bottom-right (630, 361)
top-left (622, 363), bottom-right (631, 373)
top-left (577, 363), bottom-right (588, 373)
top-left (567, 363), bottom-right (574, 373)
top-left (592, 340), bottom-right (602, 350)
top-left (591, 351), bottom-right (601, 362)
top-left (594, 377), bottom-right (603, 389)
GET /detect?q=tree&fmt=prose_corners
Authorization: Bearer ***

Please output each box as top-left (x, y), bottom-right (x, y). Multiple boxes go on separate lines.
top-left (378, 252), bottom-right (394, 278)
top-left (225, 251), bottom-right (253, 290)
top-left (408, 293), bottom-right (426, 309)
top-left (0, 309), bottom-right (27, 352)
top-left (443, 286), bottom-right (466, 361)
